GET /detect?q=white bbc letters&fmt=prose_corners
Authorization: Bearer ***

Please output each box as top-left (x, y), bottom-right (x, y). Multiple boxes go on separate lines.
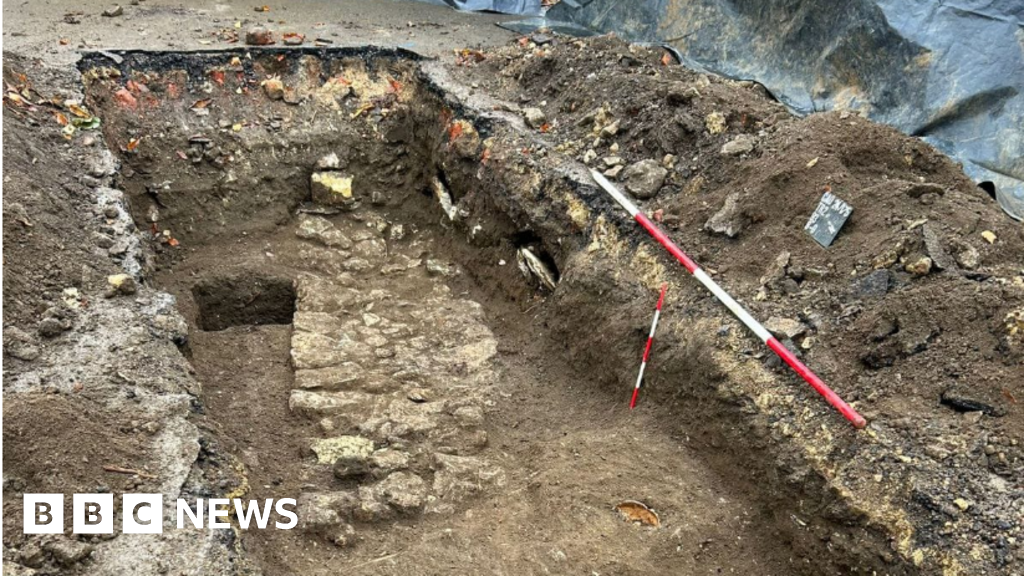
top-left (123, 494), bottom-right (163, 534)
top-left (23, 494), bottom-right (64, 534)
top-left (73, 494), bottom-right (114, 534)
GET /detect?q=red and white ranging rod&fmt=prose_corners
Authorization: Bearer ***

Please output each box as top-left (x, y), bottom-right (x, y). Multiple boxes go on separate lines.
top-left (631, 283), bottom-right (668, 409)
top-left (591, 170), bottom-right (867, 429)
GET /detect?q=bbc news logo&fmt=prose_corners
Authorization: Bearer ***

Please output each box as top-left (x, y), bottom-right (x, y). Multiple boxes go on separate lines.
top-left (24, 494), bottom-right (297, 534)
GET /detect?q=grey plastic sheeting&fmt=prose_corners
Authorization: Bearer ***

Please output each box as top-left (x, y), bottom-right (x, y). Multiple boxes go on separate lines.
top-left (472, 0), bottom-right (1024, 220)
top-left (417, 0), bottom-right (543, 15)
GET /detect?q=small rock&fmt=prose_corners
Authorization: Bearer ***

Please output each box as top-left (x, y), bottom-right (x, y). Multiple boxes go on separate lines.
top-left (425, 259), bottom-right (452, 276)
top-left (904, 256), bottom-right (933, 276)
top-left (720, 134), bottom-right (756, 156)
top-left (282, 32), bottom-right (305, 46)
top-left (106, 273), bottom-right (137, 296)
top-left (602, 156), bottom-right (623, 167)
top-left (523, 108), bottom-right (546, 129)
top-left (406, 389), bottom-right (430, 403)
top-left (245, 26), bottom-right (275, 46)
top-left (764, 317), bottom-right (806, 340)
top-left (582, 149), bottom-right (597, 164)
top-left (530, 33), bottom-right (553, 45)
top-left (5, 327), bottom-right (41, 361)
top-left (759, 251), bottom-right (790, 287)
top-left (904, 182), bottom-right (945, 198)
top-left (704, 192), bottom-right (746, 238)
top-left (603, 165), bottom-right (624, 179)
top-left (852, 270), bottom-right (892, 299)
top-left (37, 318), bottom-right (66, 338)
top-left (950, 239), bottom-right (980, 270)
top-left (315, 152), bottom-right (339, 170)
top-left (599, 120), bottom-right (620, 139)
top-left (263, 78), bottom-right (285, 100)
top-left (872, 248), bottom-right (901, 269)
top-left (705, 111), bottom-right (726, 134)
top-left (102, 206), bottom-right (120, 219)
top-left (981, 230), bottom-right (997, 244)
top-left (311, 172), bottom-right (355, 208)
top-left (43, 538), bottom-right (93, 566)
top-left (102, 5), bottom-right (123, 17)
top-left (621, 160), bottom-right (668, 200)
top-left (921, 224), bottom-right (956, 271)
top-left (448, 120), bottom-right (481, 158)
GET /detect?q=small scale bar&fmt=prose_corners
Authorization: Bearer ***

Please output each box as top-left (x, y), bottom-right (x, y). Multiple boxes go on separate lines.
top-left (631, 283), bottom-right (667, 409)
top-left (592, 170), bottom-right (866, 428)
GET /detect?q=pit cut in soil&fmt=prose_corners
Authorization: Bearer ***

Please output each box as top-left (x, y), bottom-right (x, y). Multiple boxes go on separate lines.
top-left (192, 273), bottom-right (296, 331)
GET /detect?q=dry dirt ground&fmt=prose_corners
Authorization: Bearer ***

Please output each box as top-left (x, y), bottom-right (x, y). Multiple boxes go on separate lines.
top-left (3, 3), bottom-right (1023, 576)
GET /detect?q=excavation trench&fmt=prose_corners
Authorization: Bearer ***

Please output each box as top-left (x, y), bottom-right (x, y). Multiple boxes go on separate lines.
top-left (80, 49), bottom-right (905, 574)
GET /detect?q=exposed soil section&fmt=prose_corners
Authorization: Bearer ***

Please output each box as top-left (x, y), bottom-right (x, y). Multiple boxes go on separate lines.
top-left (192, 273), bottom-right (297, 331)
top-left (2, 29), bottom-right (1022, 576)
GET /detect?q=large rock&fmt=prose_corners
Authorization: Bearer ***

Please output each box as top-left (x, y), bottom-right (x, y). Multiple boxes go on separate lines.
top-left (290, 331), bottom-right (375, 369)
top-left (376, 472), bottom-right (428, 514)
top-left (297, 492), bottom-right (358, 546)
top-left (295, 215), bottom-right (353, 249)
top-left (309, 435), bottom-right (375, 465)
top-left (621, 160), bottom-right (667, 199)
top-left (294, 364), bottom-right (364, 391)
top-left (298, 491), bottom-right (358, 530)
top-left (369, 449), bottom-right (410, 478)
top-left (290, 390), bottom-right (373, 418)
top-left (354, 486), bottom-right (394, 522)
top-left (293, 311), bottom-right (350, 339)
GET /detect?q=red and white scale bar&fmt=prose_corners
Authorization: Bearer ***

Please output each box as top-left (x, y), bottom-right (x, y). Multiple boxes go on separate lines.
top-left (592, 170), bottom-right (867, 428)
top-left (631, 283), bottom-right (667, 409)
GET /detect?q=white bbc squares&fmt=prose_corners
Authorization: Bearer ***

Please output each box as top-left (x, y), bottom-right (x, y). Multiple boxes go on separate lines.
top-left (73, 494), bottom-right (114, 534)
top-left (123, 494), bottom-right (164, 534)
top-left (23, 494), bottom-right (64, 534)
